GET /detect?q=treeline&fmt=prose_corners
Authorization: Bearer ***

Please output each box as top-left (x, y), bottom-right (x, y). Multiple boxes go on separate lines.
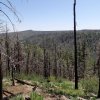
top-left (1, 30), bottom-right (100, 80)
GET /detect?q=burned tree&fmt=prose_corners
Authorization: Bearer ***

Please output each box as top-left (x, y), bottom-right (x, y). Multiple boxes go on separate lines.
top-left (77, 41), bottom-right (86, 79)
top-left (97, 43), bottom-right (100, 98)
top-left (73, 0), bottom-right (78, 89)
top-left (11, 64), bottom-right (15, 86)
top-left (26, 46), bottom-right (30, 75)
top-left (5, 25), bottom-right (10, 76)
top-left (0, 49), bottom-right (3, 100)
top-left (53, 44), bottom-right (58, 79)
top-left (14, 34), bottom-right (23, 74)
top-left (97, 56), bottom-right (100, 98)
top-left (43, 48), bottom-right (48, 78)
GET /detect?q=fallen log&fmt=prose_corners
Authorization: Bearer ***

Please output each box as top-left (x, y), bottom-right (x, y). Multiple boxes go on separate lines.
top-left (3, 93), bottom-right (22, 100)
top-left (3, 92), bottom-right (8, 96)
top-left (3, 90), bottom-right (22, 100)
top-left (3, 90), bottom-right (15, 96)
top-left (14, 78), bottom-right (37, 87)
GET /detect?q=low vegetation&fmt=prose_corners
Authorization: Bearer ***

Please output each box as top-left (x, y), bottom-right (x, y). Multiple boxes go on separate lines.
top-left (4, 74), bottom-right (97, 99)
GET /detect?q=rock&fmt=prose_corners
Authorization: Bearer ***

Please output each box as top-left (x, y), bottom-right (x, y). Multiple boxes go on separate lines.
top-left (90, 93), bottom-right (97, 97)
top-left (60, 95), bottom-right (70, 100)
top-left (25, 97), bottom-right (31, 100)
top-left (77, 97), bottom-right (86, 100)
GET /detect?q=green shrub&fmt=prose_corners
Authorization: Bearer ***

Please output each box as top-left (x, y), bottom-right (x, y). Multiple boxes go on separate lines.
top-left (59, 81), bottom-right (74, 89)
top-left (30, 92), bottom-right (44, 100)
top-left (48, 76), bottom-right (56, 82)
top-left (48, 87), bottom-right (84, 97)
top-left (48, 80), bottom-right (84, 97)
top-left (80, 76), bottom-right (98, 94)
top-left (10, 95), bottom-right (24, 100)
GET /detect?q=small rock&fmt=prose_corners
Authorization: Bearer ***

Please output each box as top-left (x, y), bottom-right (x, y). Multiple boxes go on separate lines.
top-left (25, 97), bottom-right (31, 100)
top-left (60, 95), bottom-right (70, 100)
top-left (77, 97), bottom-right (86, 100)
top-left (90, 93), bottom-right (97, 97)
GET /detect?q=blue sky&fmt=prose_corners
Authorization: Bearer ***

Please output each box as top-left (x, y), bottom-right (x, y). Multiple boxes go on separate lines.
top-left (2, 0), bottom-right (100, 31)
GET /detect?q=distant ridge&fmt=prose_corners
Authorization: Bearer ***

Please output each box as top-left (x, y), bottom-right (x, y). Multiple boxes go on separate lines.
top-left (0, 29), bottom-right (100, 41)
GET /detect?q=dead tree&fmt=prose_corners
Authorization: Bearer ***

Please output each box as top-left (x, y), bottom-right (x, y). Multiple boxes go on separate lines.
top-left (77, 41), bottom-right (86, 79)
top-left (73, 0), bottom-right (78, 89)
top-left (14, 34), bottom-right (22, 74)
top-left (16, 34), bottom-right (20, 73)
top-left (15, 78), bottom-right (37, 87)
top-left (82, 41), bottom-right (86, 78)
top-left (54, 44), bottom-right (58, 79)
top-left (97, 56), bottom-right (100, 98)
top-left (0, 49), bottom-right (3, 100)
top-left (11, 64), bottom-right (15, 86)
top-left (26, 48), bottom-right (30, 75)
top-left (43, 48), bottom-right (48, 78)
top-left (48, 53), bottom-right (51, 77)
top-left (96, 43), bottom-right (100, 98)
top-left (5, 25), bottom-right (10, 76)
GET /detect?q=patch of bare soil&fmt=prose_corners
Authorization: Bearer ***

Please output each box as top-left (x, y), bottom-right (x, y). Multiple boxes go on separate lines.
top-left (3, 84), bottom-right (33, 98)
top-left (3, 80), bottom-right (70, 100)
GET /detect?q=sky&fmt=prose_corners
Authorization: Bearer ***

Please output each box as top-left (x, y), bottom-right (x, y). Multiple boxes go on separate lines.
top-left (1, 0), bottom-right (100, 31)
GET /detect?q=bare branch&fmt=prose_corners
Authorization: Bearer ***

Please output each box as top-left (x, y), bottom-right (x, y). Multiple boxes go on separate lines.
top-left (0, 9), bottom-right (15, 32)
top-left (0, 1), bottom-right (21, 23)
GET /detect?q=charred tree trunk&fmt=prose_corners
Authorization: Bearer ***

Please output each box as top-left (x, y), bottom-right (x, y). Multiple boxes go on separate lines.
top-left (54, 44), bottom-right (58, 79)
top-left (11, 65), bottom-right (15, 86)
top-left (82, 41), bottom-right (86, 78)
top-left (73, 0), bottom-right (78, 89)
top-left (0, 50), bottom-right (3, 100)
top-left (26, 50), bottom-right (30, 75)
top-left (16, 34), bottom-right (21, 74)
top-left (98, 74), bottom-right (100, 98)
top-left (93, 62), bottom-right (96, 75)
top-left (47, 52), bottom-right (51, 78)
top-left (5, 26), bottom-right (10, 76)
top-left (43, 48), bottom-right (48, 78)
top-left (97, 56), bottom-right (100, 98)
top-left (17, 44), bottom-right (20, 73)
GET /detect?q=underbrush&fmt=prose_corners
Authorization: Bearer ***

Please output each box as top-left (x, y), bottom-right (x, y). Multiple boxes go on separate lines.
top-left (30, 92), bottom-right (44, 100)
top-left (10, 92), bottom-right (43, 100)
top-left (10, 95), bottom-right (24, 100)
top-left (7, 74), bottom-right (98, 99)
top-left (45, 81), bottom-right (84, 97)
top-left (80, 76), bottom-right (98, 95)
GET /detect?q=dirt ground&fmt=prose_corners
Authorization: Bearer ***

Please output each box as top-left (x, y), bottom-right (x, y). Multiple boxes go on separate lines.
top-left (3, 80), bottom-right (70, 100)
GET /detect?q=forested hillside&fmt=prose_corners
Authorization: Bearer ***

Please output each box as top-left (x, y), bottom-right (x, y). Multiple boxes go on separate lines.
top-left (1, 0), bottom-right (100, 99)
top-left (1, 30), bottom-right (100, 99)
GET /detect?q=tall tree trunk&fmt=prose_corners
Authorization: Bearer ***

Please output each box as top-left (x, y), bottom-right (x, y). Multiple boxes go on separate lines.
top-left (54, 44), bottom-right (58, 79)
top-left (43, 48), bottom-right (48, 78)
top-left (47, 52), bottom-right (51, 77)
top-left (0, 50), bottom-right (3, 100)
top-left (73, 0), bottom-right (78, 89)
top-left (97, 57), bottom-right (100, 98)
top-left (98, 74), bottom-right (100, 98)
top-left (26, 50), bottom-right (30, 75)
top-left (15, 33), bottom-right (20, 74)
top-left (93, 62), bottom-right (96, 75)
top-left (5, 26), bottom-right (10, 76)
top-left (11, 65), bottom-right (15, 86)
top-left (82, 41), bottom-right (86, 78)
